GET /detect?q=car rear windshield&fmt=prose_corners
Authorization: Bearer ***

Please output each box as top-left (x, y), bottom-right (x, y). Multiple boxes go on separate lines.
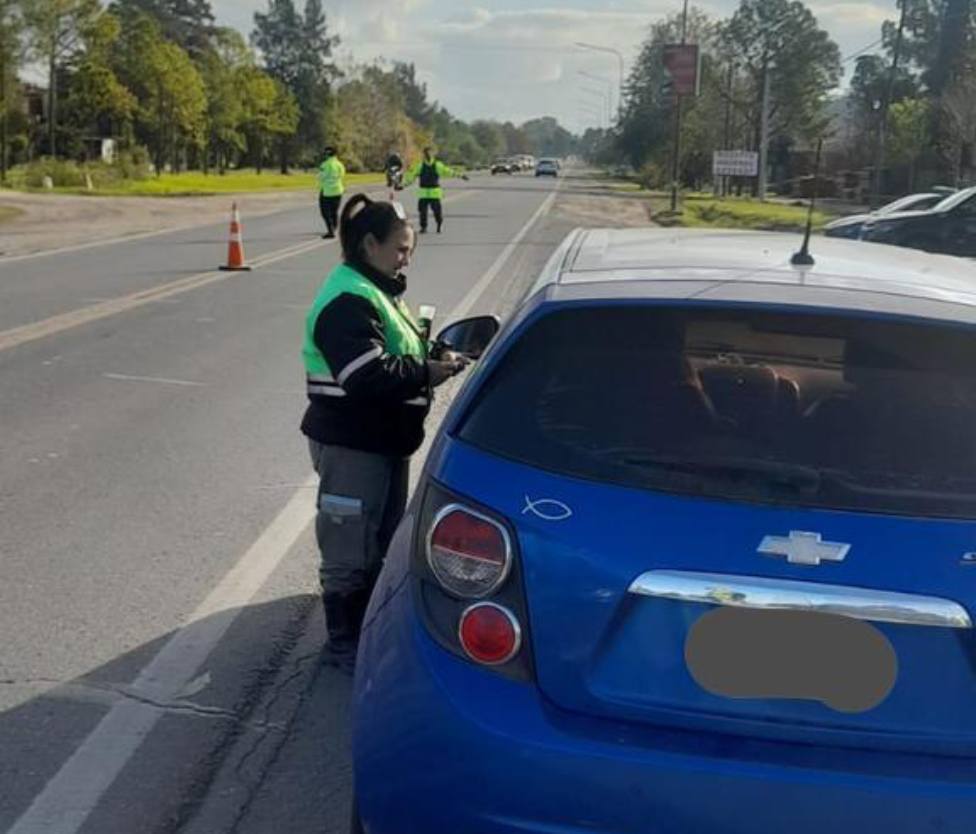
top-left (457, 305), bottom-right (976, 518)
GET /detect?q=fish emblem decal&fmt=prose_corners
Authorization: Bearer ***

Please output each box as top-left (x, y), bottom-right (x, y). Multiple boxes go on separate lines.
top-left (523, 496), bottom-right (573, 522)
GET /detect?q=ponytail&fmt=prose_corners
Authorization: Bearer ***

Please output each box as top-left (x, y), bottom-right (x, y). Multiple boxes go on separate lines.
top-left (340, 194), bottom-right (411, 264)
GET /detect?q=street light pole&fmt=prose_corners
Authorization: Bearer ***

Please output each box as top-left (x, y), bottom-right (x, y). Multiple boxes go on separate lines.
top-left (579, 88), bottom-right (610, 129)
top-left (579, 71), bottom-right (613, 127)
top-left (575, 42), bottom-right (625, 119)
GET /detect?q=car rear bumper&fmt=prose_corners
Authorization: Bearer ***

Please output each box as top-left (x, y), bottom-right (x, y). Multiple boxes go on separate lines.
top-left (352, 584), bottom-right (976, 834)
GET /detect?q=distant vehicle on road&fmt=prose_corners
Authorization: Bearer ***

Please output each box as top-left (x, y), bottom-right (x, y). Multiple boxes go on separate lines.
top-left (824, 192), bottom-right (945, 239)
top-left (491, 158), bottom-right (515, 175)
top-left (861, 184), bottom-right (976, 256)
top-left (535, 158), bottom-right (559, 177)
top-left (351, 228), bottom-right (976, 834)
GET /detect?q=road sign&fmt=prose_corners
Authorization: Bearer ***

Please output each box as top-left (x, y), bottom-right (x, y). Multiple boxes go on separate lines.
top-left (713, 150), bottom-right (759, 177)
top-left (662, 44), bottom-right (700, 96)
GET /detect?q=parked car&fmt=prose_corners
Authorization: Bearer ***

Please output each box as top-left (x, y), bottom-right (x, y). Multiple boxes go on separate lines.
top-left (535, 158), bottom-right (559, 177)
top-left (861, 184), bottom-right (976, 256)
top-left (824, 192), bottom-right (945, 239)
top-left (491, 158), bottom-right (515, 175)
top-left (351, 228), bottom-right (976, 834)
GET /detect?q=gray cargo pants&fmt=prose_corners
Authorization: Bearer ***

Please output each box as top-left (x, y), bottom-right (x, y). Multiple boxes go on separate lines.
top-left (308, 440), bottom-right (410, 595)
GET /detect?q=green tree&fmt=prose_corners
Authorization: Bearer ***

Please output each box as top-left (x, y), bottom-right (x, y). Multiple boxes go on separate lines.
top-left (144, 39), bottom-right (206, 170)
top-left (23, 0), bottom-right (102, 156)
top-left (616, 9), bottom-right (715, 172)
top-left (846, 54), bottom-right (918, 167)
top-left (391, 62), bottom-right (431, 126)
top-left (110, 0), bottom-right (215, 56)
top-left (62, 12), bottom-right (137, 155)
top-left (723, 0), bottom-right (841, 144)
top-left (522, 117), bottom-right (577, 157)
top-left (881, 1), bottom-right (976, 179)
top-left (888, 97), bottom-right (932, 187)
top-left (0, 0), bottom-right (24, 178)
top-left (333, 65), bottom-right (423, 170)
top-left (240, 68), bottom-right (298, 173)
top-left (251, 0), bottom-right (339, 168)
top-left (470, 120), bottom-right (505, 160)
top-left (198, 27), bottom-right (251, 172)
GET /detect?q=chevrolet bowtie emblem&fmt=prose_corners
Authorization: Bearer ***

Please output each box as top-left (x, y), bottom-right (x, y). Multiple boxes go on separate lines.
top-left (758, 531), bottom-right (850, 566)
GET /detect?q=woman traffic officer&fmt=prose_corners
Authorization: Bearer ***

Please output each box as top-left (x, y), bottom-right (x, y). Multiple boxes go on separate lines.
top-left (301, 194), bottom-right (467, 671)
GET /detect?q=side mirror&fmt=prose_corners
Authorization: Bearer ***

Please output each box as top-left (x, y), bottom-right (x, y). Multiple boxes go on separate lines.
top-left (435, 315), bottom-right (500, 359)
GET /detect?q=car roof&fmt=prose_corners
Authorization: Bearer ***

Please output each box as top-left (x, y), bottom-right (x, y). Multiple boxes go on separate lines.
top-left (528, 228), bottom-right (976, 325)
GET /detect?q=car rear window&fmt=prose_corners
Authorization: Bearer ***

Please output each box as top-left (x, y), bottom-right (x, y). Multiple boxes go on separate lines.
top-left (457, 305), bottom-right (976, 518)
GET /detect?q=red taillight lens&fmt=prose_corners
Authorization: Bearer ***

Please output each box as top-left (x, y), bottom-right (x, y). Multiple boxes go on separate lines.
top-left (427, 505), bottom-right (511, 598)
top-left (458, 603), bottom-right (521, 665)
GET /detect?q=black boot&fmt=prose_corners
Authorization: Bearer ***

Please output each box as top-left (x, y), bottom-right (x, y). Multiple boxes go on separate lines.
top-left (321, 592), bottom-right (358, 673)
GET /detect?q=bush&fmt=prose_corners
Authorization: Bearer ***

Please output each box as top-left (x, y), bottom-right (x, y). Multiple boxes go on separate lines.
top-left (8, 149), bottom-right (153, 190)
top-left (21, 157), bottom-right (88, 188)
top-left (638, 161), bottom-right (666, 190)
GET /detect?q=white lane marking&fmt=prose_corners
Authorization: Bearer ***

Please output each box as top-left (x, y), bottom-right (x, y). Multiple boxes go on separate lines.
top-left (448, 183), bottom-right (558, 322)
top-left (0, 182), bottom-right (385, 266)
top-left (102, 373), bottom-right (207, 388)
top-left (8, 180), bottom-right (558, 834)
top-left (7, 473), bottom-right (319, 834)
top-left (0, 237), bottom-right (329, 354)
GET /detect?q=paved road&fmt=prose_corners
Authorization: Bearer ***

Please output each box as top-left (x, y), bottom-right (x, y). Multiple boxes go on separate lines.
top-left (0, 173), bottom-right (578, 833)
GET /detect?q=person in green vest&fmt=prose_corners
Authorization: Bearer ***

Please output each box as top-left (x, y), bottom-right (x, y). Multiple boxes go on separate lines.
top-left (301, 193), bottom-right (468, 671)
top-left (403, 146), bottom-right (468, 234)
top-left (317, 146), bottom-right (346, 239)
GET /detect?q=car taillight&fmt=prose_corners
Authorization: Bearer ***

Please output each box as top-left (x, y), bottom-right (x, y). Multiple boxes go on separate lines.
top-left (458, 603), bottom-right (521, 665)
top-left (427, 504), bottom-right (512, 598)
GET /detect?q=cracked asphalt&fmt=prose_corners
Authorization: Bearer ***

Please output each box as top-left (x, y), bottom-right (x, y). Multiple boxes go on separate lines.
top-left (0, 173), bottom-right (612, 832)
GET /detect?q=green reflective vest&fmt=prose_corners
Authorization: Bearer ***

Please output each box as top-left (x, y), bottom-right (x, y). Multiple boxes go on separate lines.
top-left (318, 157), bottom-right (346, 197)
top-left (405, 158), bottom-right (456, 200)
top-left (303, 263), bottom-right (427, 386)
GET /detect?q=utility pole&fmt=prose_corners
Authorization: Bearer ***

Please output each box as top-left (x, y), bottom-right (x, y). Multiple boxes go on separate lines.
top-left (722, 62), bottom-right (734, 196)
top-left (669, 0), bottom-right (690, 212)
top-left (871, 0), bottom-right (908, 209)
top-left (758, 61), bottom-right (771, 200)
top-left (0, 24), bottom-right (6, 184)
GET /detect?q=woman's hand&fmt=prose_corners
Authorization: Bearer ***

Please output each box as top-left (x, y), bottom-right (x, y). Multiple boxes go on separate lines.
top-left (428, 358), bottom-right (468, 388)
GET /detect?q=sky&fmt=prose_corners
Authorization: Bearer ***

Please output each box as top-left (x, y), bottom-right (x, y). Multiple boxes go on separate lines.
top-left (212, 1), bottom-right (898, 133)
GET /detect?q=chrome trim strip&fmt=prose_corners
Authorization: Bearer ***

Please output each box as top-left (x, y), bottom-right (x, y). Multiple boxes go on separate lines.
top-left (457, 602), bottom-right (523, 666)
top-left (336, 346), bottom-right (383, 385)
top-left (628, 570), bottom-right (972, 629)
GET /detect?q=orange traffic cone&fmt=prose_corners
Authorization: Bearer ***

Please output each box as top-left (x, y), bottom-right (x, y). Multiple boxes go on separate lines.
top-left (219, 202), bottom-right (251, 271)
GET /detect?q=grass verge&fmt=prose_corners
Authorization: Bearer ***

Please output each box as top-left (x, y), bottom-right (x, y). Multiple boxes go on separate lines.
top-left (9, 169), bottom-right (384, 197)
top-left (654, 195), bottom-right (833, 232)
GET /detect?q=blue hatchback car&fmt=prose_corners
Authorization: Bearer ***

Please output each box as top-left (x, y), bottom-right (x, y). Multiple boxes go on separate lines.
top-left (351, 229), bottom-right (976, 834)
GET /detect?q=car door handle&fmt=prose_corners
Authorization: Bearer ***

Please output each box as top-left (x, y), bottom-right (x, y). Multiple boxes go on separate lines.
top-left (628, 570), bottom-right (972, 629)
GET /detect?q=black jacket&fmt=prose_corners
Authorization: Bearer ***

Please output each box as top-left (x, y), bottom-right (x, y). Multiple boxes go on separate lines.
top-left (301, 261), bottom-right (431, 457)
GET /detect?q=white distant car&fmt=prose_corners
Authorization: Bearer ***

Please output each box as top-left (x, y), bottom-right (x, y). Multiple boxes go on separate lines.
top-left (535, 158), bottom-right (559, 177)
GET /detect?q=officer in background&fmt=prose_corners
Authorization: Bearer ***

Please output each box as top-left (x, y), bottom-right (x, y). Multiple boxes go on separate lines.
top-left (301, 194), bottom-right (468, 671)
top-left (403, 146), bottom-right (468, 234)
top-left (318, 146), bottom-right (346, 239)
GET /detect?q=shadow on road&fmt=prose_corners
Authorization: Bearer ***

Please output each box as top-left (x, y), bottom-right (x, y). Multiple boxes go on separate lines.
top-left (0, 593), bottom-right (352, 834)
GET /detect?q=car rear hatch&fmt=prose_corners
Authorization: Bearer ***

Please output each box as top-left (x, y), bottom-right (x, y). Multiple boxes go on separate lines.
top-left (448, 302), bottom-right (976, 755)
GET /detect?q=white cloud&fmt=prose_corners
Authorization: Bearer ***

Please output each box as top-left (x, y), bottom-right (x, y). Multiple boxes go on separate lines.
top-left (212, 1), bottom-right (899, 130)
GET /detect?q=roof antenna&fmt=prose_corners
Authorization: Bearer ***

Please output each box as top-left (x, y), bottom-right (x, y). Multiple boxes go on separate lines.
top-left (791, 137), bottom-right (824, 267)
